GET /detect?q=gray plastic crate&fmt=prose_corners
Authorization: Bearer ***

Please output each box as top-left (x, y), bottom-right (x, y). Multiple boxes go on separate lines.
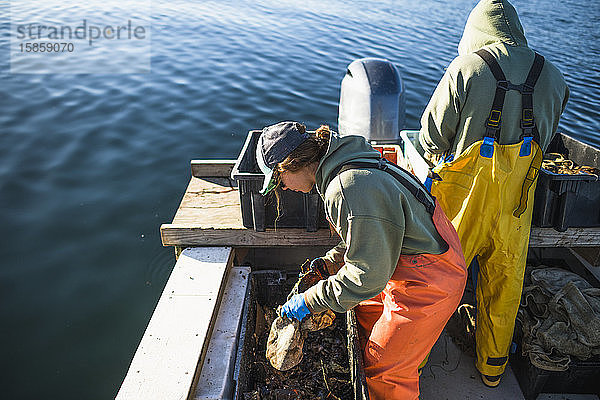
top-left (533, 133), bottom-right (600, 231)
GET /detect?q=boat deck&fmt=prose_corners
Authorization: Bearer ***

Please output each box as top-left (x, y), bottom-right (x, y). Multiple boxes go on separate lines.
top-left (421, 329), bottom-right (599, 400)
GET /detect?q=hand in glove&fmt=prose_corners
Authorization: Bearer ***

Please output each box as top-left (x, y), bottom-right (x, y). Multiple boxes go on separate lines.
top-left (293, 258), bottom-right (329, 293)
top-left (309, 257), bottom-right (330, 279)
top-left (280, 293), bottom-right (311, 321)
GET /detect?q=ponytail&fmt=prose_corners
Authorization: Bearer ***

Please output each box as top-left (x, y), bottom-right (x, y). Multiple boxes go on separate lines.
top-left (277, 125), bottom-right (331, 174)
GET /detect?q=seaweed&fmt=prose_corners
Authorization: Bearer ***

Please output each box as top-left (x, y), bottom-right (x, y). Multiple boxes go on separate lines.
top-left (244, 305), bottom-right (354, 400)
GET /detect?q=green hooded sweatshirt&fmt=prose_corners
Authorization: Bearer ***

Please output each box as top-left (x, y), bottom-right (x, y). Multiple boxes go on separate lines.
top-left (303, 134), bottom-right (447, 313)
top-left (418, 0), bottom-right (569, 158)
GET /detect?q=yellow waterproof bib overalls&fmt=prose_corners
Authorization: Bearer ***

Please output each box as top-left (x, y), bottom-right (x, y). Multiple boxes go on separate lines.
top-left (430, 49), bottom-right (545, 377)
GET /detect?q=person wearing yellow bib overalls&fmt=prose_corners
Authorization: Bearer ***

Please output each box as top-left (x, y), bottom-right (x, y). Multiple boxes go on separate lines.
top-left (418, 0), bottom-right (569, 387)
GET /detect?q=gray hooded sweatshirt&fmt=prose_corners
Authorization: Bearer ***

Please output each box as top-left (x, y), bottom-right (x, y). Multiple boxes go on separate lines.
top-left (419, 0), bottom-right (569, 158)
top-left (303, 134), bottom-right (447, 313)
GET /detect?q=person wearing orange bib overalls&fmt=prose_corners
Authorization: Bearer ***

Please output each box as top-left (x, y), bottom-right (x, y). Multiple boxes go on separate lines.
top-left (418, 0), bottom-right (569, 387)
top-left (256, 121), bottom-right (467, 399)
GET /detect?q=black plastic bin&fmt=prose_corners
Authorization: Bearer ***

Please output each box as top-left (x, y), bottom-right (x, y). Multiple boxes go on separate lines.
top-left (232, 270), bottom-right (369, 400)
top-left (532, 133), bottom-right (600, 231)
top-left (231, 130), bottom-right (329, 232)
top-left (510, 248), bottom-right (600, 400)
top-left (511, 320), bottom-right (600, 400)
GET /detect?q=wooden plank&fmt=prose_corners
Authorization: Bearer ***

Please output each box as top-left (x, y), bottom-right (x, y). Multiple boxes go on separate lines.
top-left (160, 225), bottom-right (340, 247)
top-left (116, 247), bottom-right (233, 400)
top-left (571, 247), bottom-right (600, 266)
top-left (173, 203), bottom-right (242, 228)
top-left (160, 225), bottom-right (600, 248)
top-left (171, 178), bottom-right (242, 228)
top-left (191, 160), bottom-right (235, 178)
top-left (173, 204), bottom-right (242, 228)
top-left (569, 248), bottom-right (600, 283)
top-left (529, 227), bottom-right (600, 247)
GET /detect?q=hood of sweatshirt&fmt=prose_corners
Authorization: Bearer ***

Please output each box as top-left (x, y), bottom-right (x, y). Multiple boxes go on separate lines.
top-left (458, 0), bottom-right (527, 56)
top-left (315, 133), bottom-right (381, 195)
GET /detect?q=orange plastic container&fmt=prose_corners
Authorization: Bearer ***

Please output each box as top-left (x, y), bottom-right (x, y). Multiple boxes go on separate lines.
top-left (373, 144), bottom-right (401, 165)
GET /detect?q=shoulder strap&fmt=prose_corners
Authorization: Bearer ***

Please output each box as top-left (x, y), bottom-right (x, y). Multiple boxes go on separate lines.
top-left (331, 158), bottom-right (436, 215)
top-left (520, 52), bottom-right (544, 143)
top-left (475, 49), bottom-right (545, 148)
top-left (475, 48), bottom-right (507, 81)
top-left (475, 49), bottom-right (507, 141)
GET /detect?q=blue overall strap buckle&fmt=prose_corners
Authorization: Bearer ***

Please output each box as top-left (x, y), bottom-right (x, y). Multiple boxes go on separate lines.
top-left (520, 136), bottom-right (533, 157)
top-left (480, 136), bottom-right (495, 158)
top-left (443, 153), bottom-right (454, 163)
top-left (424, 176), bottom-right (433, 191)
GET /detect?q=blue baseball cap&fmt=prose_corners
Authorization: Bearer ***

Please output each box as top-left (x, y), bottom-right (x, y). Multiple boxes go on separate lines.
top-left (256, 121), bottom-right (309, 195)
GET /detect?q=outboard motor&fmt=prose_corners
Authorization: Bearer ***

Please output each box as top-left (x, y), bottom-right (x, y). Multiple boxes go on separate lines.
top-left (338, 58), bottom-right (405, 143)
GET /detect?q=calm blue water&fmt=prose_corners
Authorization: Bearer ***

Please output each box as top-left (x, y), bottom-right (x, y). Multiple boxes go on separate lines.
top-left (1, 1), bottom-right (599, 398)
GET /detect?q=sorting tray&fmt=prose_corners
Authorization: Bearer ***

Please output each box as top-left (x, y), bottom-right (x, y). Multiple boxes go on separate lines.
top-left (232, 270), bottom-right (369, 400)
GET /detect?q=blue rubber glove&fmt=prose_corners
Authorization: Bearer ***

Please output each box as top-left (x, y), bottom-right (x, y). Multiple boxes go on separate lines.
top-left (280, 293), bottom-right (311, 321)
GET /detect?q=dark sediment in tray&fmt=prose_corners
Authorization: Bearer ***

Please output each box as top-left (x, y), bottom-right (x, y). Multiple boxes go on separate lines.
top-left (244, 305), bottom-right (353, 400)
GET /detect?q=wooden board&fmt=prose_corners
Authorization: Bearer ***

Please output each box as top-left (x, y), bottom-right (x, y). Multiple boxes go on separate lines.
top-left (570, 248), bottom-right (600, 283)
top-left (528, 227), bottom-right (600, 247)
top-left (190, 160), bottom-right (235, 178)
top-left (161, 224), bottom-right (600, 248)
top-left (116, 247), bottom-right (233, 400)
top-left (171, 177), bottom-right (242, 229)
top-left (571, 247), bottom-right (600, 266)
top-left (161, 224), bottom-right (340, 247)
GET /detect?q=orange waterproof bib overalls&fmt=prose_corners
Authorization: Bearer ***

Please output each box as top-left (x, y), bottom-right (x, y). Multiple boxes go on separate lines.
top-left (333, 159), bottom-right (467, 400)
top-left (430, 49), bottom-right (545, 377)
